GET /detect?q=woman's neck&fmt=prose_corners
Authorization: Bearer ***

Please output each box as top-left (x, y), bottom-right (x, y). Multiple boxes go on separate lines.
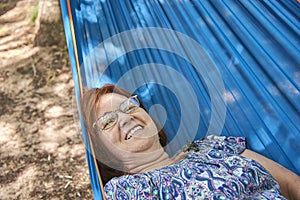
top-left (123, 149), bottom-right (186, 174)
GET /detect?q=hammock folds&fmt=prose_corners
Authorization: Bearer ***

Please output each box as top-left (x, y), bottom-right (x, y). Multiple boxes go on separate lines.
top-left (60, 0), bottom-right (300, 199)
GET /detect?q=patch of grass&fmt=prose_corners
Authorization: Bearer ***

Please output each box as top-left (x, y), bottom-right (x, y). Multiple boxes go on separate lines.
top-left (30, 5), bottom-right (39, 23)
top-left (0, 2), bottom-right (16, 16)
top-left (0, 3), bottom-right (9, 10)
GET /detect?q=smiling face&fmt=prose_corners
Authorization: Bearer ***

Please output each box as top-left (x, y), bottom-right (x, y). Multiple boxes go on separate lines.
top-left (94, 93), bottom-right (162, 161)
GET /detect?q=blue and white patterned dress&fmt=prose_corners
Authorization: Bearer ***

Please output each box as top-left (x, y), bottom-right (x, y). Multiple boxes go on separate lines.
top-left (104, 136), bottom-right (285, 199)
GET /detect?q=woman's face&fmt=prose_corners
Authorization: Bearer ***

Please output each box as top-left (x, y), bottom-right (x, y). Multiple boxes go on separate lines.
top-left (94, 93), bottom-right (162, 161)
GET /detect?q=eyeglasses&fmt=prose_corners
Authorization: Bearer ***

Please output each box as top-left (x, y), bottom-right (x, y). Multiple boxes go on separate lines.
top-left (92, 95), bottom-right (140, 131)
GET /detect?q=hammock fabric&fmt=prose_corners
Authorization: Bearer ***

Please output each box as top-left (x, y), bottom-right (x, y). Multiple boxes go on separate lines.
top-left (60, 0), bottom-right (300, 199)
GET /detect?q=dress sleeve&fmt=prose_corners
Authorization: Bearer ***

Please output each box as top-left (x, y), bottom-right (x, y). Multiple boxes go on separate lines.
top-left (202, 135), bottom-right (247, 154)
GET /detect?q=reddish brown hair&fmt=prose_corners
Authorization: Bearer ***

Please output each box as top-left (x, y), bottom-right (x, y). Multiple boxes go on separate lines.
top-left (80, 84), bottom-right (167, 185)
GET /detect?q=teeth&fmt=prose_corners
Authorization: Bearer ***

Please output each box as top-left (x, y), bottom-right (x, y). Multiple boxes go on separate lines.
top-left (125, 126), bottom-right (142, 140)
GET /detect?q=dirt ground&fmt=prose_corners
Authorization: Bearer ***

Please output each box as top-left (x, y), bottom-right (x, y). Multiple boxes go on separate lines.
top-left (0, 0), bottom-right (93, 199)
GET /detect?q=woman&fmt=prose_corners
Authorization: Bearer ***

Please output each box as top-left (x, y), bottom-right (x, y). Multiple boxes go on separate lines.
top-left (81, 84), bottom-right (300, 199)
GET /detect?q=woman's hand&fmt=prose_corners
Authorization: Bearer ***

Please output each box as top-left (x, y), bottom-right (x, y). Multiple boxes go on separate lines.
top-left (241, 149), bottom-right (300, 200)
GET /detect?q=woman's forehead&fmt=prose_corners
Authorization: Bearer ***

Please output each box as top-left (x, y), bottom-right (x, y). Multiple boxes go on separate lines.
top-left (97, 93), bottom-right (128, 114)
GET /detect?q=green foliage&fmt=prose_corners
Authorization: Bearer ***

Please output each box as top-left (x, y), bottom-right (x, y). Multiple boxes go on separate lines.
top-left (0, 3), bottom-right (9, 10)
top-left (30, 5), bottom-right (39, 23)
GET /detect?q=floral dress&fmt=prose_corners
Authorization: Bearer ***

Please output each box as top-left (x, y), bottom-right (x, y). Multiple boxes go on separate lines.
top-left (104, 136), bottom-right (285, 199)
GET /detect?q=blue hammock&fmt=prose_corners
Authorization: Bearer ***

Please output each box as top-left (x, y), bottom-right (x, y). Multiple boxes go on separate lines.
top-left (60, 0), bottom-right (300, 199)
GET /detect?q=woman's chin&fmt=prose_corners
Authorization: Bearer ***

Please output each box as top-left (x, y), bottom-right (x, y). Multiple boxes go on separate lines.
top-left (121, 136), bottom-right (161, 154)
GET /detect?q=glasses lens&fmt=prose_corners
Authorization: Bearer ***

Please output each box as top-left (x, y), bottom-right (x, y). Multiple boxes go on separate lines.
top-left (130, 96), bottom-right (139, 106)
top-left (120, 96), bottom-right (140, 114)
top-left (99, 112), bottom-right (117, 130)
top-left (94, 96), bottom-right (140, 131)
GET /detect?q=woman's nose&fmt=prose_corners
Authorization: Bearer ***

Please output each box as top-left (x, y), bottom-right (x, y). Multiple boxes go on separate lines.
top-left (118, 112), bottom-right (132, 128)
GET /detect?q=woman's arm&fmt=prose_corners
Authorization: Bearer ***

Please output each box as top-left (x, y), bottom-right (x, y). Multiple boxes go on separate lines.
top-left (241, 149), bottom-right (300, 200)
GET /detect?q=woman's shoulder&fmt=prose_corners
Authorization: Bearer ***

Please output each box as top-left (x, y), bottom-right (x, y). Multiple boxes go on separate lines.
top-left (105, 173), bottom-right (147, 187)
top-left (104, 173), bottom-right (162, 199)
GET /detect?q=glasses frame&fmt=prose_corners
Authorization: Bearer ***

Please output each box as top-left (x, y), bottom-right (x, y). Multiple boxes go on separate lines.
top-left (92, 95), bottom-right (140, 130)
